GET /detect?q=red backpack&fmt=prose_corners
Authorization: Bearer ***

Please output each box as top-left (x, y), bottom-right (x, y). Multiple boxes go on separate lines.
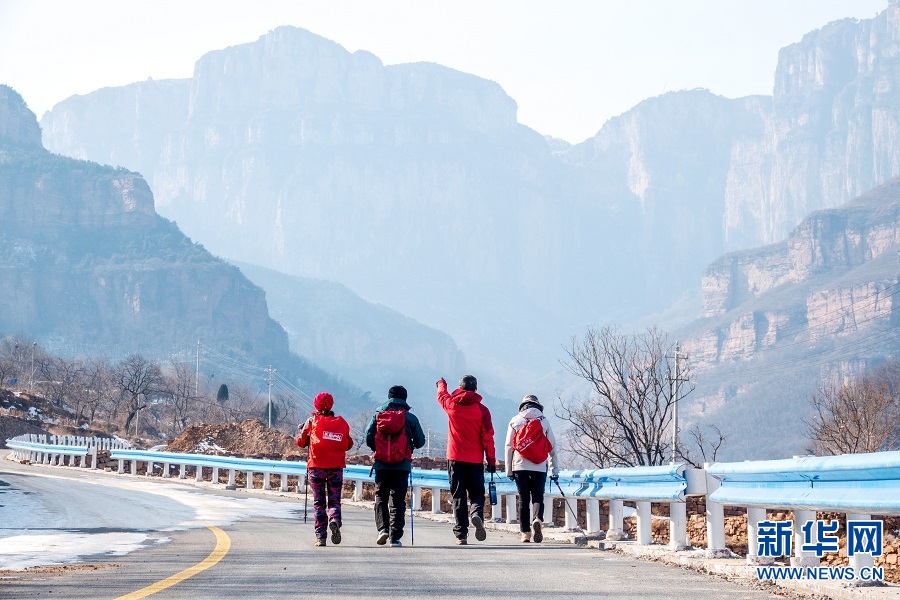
top-left (373, 408), bottom-right (412, 464)
top-left (512, 417), bottom-right (552, 463)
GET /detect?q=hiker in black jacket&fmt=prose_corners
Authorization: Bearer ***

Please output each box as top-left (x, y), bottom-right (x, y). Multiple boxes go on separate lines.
top-left (365, 385), bottom-right (426, 547)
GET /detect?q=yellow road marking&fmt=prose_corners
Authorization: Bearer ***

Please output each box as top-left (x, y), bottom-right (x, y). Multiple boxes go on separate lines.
top-left (115, 526), bottom-right (231, 600)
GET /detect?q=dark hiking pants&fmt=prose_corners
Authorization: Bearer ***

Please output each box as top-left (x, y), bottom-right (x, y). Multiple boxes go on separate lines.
top-left (374, 468), bottom-right (409, 542)
top-left (513, 469), bottom-right (547, 532)
top-left (448, 460), bottom-right (485, 540)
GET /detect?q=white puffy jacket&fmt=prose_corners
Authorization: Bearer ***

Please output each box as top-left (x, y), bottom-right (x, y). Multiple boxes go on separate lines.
top-left (504, 406), bottom-right (559, 478)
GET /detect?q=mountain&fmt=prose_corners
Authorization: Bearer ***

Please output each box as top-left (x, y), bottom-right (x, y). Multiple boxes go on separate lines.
top-left (677, 177), bottom-right (900, 459)
top-left (38, 4), bottom-right (900, 399)
top-left (232, 261), bottom-right (465, 415)
top-left (0, 84), bottom-right (366, 412)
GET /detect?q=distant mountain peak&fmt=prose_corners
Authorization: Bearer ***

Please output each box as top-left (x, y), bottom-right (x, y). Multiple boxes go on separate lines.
top-left (0, 85), bottom-right (42, 149)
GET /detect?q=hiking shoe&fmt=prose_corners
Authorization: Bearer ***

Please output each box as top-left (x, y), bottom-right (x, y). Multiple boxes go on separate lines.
top-left (315, 538), bottom-right (326, 547)
top-left (329, 520), bottom-right (342, 545)
top-left (521, 533), bottom-right (531, 543)
top-left (456, 538), bottom-right (468, 545)
top-left (531, 518), bottom-right (543, 543)
top-left (390, 540), bottom-right (403, 547)
top-left (472, 515), bottom-right (487, 541)
top-left (376, 529), bottom-right (389, 545)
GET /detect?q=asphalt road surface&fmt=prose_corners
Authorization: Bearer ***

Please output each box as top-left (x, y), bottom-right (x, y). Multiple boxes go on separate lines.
top-left (0, 457), bottom-right (791, 600)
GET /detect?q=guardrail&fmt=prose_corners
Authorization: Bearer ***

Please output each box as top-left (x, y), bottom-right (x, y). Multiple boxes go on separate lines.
top-left (7, 435), bottom-right (900, 569)
top-left (706, 451), bottom-right (900, 568)
top-left (5, 434), bottom-right (129, 469)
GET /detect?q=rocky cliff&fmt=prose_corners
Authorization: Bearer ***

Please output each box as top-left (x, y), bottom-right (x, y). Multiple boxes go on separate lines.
top-left (0, 85), bottom-right (366, 407)
top-left (712, 1), bottom-right (900, 252)
top-left (677, 178), bottom-right (900, 459)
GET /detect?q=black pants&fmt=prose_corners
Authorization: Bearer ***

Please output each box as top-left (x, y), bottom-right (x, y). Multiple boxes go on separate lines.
top-left (514, 470), bottom-right (547, 532)
top-left (374, 468), bottom-right (409, 541)
top-left (448, 461), bottom-right (485, 539)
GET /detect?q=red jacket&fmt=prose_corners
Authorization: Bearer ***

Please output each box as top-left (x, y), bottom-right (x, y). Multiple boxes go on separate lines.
top-left (437, 381), bottom-right (496, 465)
top-left (297, 413), bottom-right (353, 469)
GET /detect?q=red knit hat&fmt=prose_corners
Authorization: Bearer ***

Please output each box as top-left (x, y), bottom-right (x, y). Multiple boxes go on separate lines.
top-left (314, 392), bottom-right (334, 412)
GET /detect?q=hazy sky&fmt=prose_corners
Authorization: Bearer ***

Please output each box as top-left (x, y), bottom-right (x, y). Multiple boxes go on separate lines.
top-left (0, 0), bottom-right (888, 143)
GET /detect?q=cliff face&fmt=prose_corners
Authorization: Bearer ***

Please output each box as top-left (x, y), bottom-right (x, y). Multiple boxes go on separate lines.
top-left (0, 87), bottom-right (42, 148)
top-left (677, 179), bottom-right (900, 459)
top-left (723, 2), bottom-right (900, 248)
top-left (0, 84), bottom-right (288, 366)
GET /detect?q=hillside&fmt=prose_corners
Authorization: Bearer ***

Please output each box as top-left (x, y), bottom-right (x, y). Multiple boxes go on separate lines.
top-left (678, 178), bottom-right (900, 459)
top-left (0, 84), bottom-right (368, 413)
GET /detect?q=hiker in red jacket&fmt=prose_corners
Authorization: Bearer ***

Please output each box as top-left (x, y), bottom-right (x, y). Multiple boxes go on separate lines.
top-left (297, 392), bottom-right (353, 547)
top-left (436, 375), bottom-right (496, 544)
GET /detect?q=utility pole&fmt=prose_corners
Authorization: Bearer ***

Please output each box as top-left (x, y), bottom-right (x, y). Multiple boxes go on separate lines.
top-left (426, 427), bottom-right (431, 458)
top-left (265, 366), bottom-right (276, 427)
top-left (671, 343), bottom-right (680, 464)
top-left (29, 342), bottom-right (36, 390)
top-left (195, 340), bottom-right (200, 398)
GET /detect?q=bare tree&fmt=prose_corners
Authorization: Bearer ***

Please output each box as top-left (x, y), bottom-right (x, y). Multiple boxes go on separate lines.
top-left (556, 325), bottom-right (693, 468)
top-left (679, 424), bottom-right (726, 468)
top-left (162, 358), bottom-right (198, 436)
top-left (805, 377), bottom-right (898, 455)
top-left (114, 354), bottom-right (165, 434)
top-left (37, 355), bottom-right (84, 409)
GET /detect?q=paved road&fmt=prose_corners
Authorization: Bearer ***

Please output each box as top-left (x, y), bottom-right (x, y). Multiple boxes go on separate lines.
top-left (0, 458), bottom-right (790, 600)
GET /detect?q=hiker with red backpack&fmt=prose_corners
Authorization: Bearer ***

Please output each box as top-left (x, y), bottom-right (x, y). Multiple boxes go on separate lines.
top-left (436, 375), bottom-right (497, 545)
top-left (364, 385), bottom-right (426, 547)
top-left (296, 392), bottom-right (354, 547)
top-left (505, 394), bottom-right (558, 543)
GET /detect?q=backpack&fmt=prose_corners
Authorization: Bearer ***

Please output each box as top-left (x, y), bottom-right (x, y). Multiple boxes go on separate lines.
top-left (373, 408), bottom-right (412, 464)
top-left (512, 417), bottom-right (552, 464)
top-left (311, 414), bottom-right (350, 452)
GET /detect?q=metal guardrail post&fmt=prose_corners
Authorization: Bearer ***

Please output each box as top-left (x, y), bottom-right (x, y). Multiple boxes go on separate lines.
top-left (607, 499), bottom-right (625, 540)
top-left (565, 497), bottom-right (579, 531)
top-left (586, 499), bottom-right (601, 533)
top-left (431, 488), bottom-right (443, 514)
top-left (636, 501), bottom-right (652, 544)
top-left (411, 486), bottom-right (422, 511)
top-left (669, 502), bottom-right (688, 550)
top-left (846, 512), bottom-right (875, 573)
top-left (504, 494), bottom-right (516, 523)
top-left (792, 509), bottom-right (818, 568)
top-left (704, 464), bottom-right (726, 556)
top-left (746, 507), bottom-right (772, 565)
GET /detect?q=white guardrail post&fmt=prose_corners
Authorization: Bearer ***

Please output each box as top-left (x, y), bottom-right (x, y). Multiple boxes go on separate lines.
top-left (607, 500), bottom-right (625, 540)
top-left (704, 463), bottom-right (726, 557)
top-left (746, 507), bottom-right (772, 565)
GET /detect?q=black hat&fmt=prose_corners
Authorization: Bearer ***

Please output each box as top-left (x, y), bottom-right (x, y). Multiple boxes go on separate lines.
top-left (519, 394), bottom-right (543, 412)
top-left (388, 385), bottom-right (408, 400)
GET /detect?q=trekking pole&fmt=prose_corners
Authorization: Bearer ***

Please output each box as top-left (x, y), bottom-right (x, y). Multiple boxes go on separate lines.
top-left (303, 471), bottom-right (309, 524)
top-left (553, 479), bottom-right (586, 535)
top-left (409, 470), bottom-right (415, 546)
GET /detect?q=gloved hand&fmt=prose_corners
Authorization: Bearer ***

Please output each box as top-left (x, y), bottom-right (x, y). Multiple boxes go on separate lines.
top-left (507, 472), bottom-right (516, 482)
top-left (486, 463), bottom-right (497, 474)
top-left (550, 474), bottom-right (559, 483)
top-left (436, 377), bottom-right (447, 388)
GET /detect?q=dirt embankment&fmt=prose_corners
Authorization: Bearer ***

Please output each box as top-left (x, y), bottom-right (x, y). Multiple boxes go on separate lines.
top-left (164, 419), bottom-right (306, 459)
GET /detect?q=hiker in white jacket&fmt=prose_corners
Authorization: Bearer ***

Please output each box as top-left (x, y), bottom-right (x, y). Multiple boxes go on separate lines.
top-left (505, 395), bottom-right (559, 543)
